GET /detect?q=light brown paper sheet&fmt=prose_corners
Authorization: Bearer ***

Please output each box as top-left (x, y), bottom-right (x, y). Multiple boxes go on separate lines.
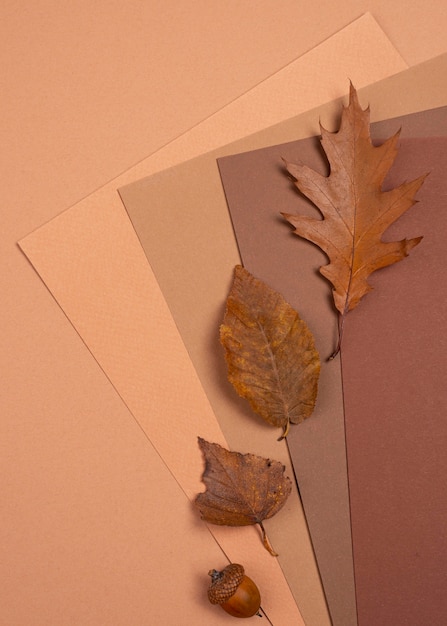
top-left (217, 109), bottom-right (447, 626)
top-left (16, 20), bottom-right (408, 626)
top-left (117, 55), bottom-right (447, 626)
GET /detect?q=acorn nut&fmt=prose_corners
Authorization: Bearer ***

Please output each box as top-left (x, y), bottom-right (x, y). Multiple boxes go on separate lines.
top-left (207, 563), bottom-right (261, 618)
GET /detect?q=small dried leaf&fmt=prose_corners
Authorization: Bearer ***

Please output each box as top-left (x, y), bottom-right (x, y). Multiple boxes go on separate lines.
top-left (220, 265), bottom-right (320, 438)
top-left (195, 438), bottom-right (292, 554)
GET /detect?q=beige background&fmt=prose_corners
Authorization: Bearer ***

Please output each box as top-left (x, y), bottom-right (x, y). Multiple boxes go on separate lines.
top-left (3, 2), bottom-right (447, 624)
top-left (18, 19), bottom-right (404, 626)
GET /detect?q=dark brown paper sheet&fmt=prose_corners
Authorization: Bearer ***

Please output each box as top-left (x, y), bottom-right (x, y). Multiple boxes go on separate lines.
top-left (119, 55), bottom-right (447, 626)
top-left (343, 136), bottom-right (447, 626)
top-left (217, 116), bottom-right (447, 625)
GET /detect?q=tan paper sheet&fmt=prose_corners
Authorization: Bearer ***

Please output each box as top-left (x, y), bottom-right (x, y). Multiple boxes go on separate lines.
top-left (16, 19), bottom-right (408, 626)
top-left (117, 55), bottom-right (447, 626)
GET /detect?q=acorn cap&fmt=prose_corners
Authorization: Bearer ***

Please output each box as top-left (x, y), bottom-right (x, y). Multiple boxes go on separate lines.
top-left (207, 563), bottom-right (245, 605)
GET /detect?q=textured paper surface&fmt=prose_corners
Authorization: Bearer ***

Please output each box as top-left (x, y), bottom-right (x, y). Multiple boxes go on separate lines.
top-left (217, 106), bottom-right (447, 626)
top-left (342, 136), bottom-right (447, 625)
top-left (5, 2), bottom-right (447, 622)
top-left (4, 0), bottom-right (331, 224)
top-left (16, 20), bottom-right (409, 626)
top-left (4, 9), bottom-right (403, 625)
top-left (0, 341), bottom-right (270, 626)
top-left (19, 200), bottom-right (305, 626)
top-left (3, 5), bottom-right (352, 623)
top-left (143, 14), bottom-right (406, 171)
top-left (118, 55), bottom-right (447, 626)
top-left (49, 14), bottom-right (407, 228)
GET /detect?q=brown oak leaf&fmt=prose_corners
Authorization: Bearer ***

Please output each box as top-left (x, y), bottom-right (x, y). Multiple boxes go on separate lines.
top-left (220, 265), bottom-right (320, 439)
top-left (194, 437), bottom-right (292, 555)
top-left (282, 83), bottom-right (426, 357)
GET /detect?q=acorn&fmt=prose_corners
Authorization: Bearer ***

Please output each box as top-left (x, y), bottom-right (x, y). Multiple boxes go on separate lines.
top-left (207, 563), bottom-right (261, 618)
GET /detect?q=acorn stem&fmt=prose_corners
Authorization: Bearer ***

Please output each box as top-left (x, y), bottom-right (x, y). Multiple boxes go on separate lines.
top-left (208, 569), bottom-right (222, 584)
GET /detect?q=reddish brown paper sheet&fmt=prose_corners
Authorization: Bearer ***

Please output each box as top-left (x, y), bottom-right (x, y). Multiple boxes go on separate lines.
top-left (217, 113), bottom-right (447, 625)
top-left (341, 137), bottom-right (447, 625)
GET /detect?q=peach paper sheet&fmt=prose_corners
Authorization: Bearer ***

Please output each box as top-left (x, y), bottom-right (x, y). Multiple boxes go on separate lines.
top-left (17, 18), bottom-right (409, 626)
